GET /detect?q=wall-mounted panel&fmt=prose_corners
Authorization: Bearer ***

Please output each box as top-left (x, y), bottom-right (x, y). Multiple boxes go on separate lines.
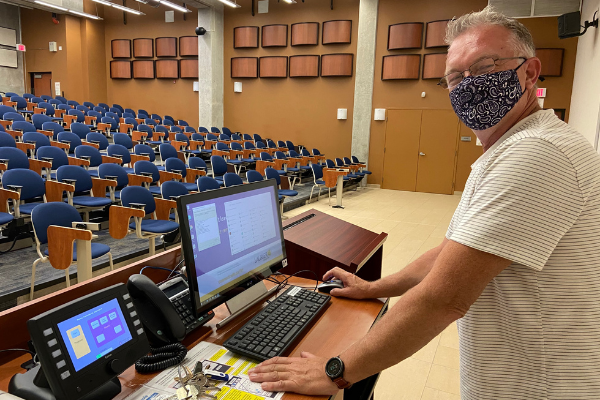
top-left (537, 48), bottom-right (564, 77)
top-left (111, 39), bottom-right (131, 58)
top-left (289, 55), bottom-right (319, 78)
top-left (132, 60), bottom-right (154, 79)
top-left (179, 36), bottom-right (198, 57)
top-left (234, 26), bottom-right (259, 48)
top-left (155, 37), bottom-right (177, 57)
top-left (133, 38), bottom-right (153, 58)
top-left (321, 54), bottom-right (353, 77)
top-left (291, 22), bottom-right (319, 46)
top-left (262, 25), bottom-right (287, 47)
top-left (0, 27), bottom-right (17, 47)
top-left (425, 20), bottom-right (449, 48)
top-left (156, 59), bottom-right (179, 79)
top-left (180, 59), bottom-right (198, 79)
top-left (110, 60), bottom-right (132, 79)
top-left (387, 23), bottom-right (423, 50)
top-left (422, 53), bottom-right (447, 79)
top-left (259, 56), bottom-right (287, 78)
top-left (382, 54), bottom-right (420, 80)
top-left (0, 49), bottom-right (17, 68)
top-left (231, 57), bottom-right (258, 78)
top-left (322, 20), bottom-right (352, 45)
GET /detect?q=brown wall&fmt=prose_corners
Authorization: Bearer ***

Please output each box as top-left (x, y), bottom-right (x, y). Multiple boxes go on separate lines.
top-left (223, 0), bottom-right (359, 158)
top-left (103, 6), bottom-right (199, 126)
top-left (367, 0), bottom-right (578, 187)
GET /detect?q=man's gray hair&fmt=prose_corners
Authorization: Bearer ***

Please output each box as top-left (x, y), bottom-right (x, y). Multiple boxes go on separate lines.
top-left (445, 6), bottom-right (536, 58)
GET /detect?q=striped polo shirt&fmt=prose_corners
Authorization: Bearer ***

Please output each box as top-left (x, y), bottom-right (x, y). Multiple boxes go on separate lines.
top-left (446, 110), bottom-right (600, 399)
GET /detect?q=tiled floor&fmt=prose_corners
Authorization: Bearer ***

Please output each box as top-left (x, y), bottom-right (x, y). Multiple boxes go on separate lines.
top-left (286, 186), bottom-right (462, 400)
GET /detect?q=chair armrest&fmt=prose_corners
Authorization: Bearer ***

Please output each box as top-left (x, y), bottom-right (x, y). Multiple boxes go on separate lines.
top-left (127, 173), bottom-right (153, 187)
top-left (47, 225), bottom-right (93, 270)
top-left (155, 198), bottom-right (176, 221)
top-left (101, 155), bottom-right (122, 164)
top-left (171, 140), bottom-right (188, 151)
top-left (72, 221), bottom-right (101, 231)
top-left (186, 168), bottom-right (206, 183)
top-left (212, 149), bottom-right (230, 159)
top-left (273, 159), bottom-right (290, 170)
top-left (5, 130), bottom-right (21, 140)
top-left (16, 142), bottom-right (35, 154)
top-left (323, 169), bottom-right (347, 188)
top-left (46, 180), bottom-right (75, 202)
top-left (37, 130), bottom-right (54, 137)
top-left (189, 140), bottom-right (203, 151)
top-left (91, 177), bottom-right (117, 197)
top-left (135, 118), bottom-right (144, 125)
top-left (131, 131), bottom-right (148, 142)
top-left (85, 116), bottom-right (97, 125)
top-left (55, 109), bottom-right (66, 118)
top-left (130, 154), bottom-right (150, 165)
top-left (63, 115), bottom-right (77, 128)
top-left (29, 159), bottom-right (52, 176)
top-left (27, 102), bottom-right (35, 111)
top-left (256, 160), bottom-right (275, 175)
top-left (159, 170), bottom-right (182, 184)
top-left (0, 187), bottom-right (19, 213)
top-left (68, 156), bottom-right (90, 167)
top-left (0, 120), bottom-right (11, 129)
top-left (243, 149), bottom-right (258, 159)
top-left (96, 122), bottom-right (111, 132)
top-left (230, 150), bottom-right (244, 159)
top-left (119, 123), bottom-right (133, 133)
top-left (33, 107), bottom-right (45, 115)
top-left (81, 140), bottom-right (100, 149)
top-left (109, 205), bottom-right (145, 239)
top-left (51, 141), bottom-right (70, 151)
top-left (204, 140), bottom-right (217, 150)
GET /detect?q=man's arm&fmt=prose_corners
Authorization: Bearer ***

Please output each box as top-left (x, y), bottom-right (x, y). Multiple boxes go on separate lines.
top-left (249, 240), bottom-right (511, 395)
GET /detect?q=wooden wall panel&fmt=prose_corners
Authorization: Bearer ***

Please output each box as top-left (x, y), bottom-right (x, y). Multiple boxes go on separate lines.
top-left (133, 38), bottom-right (153, 58)
top-left (388, 23), bottom-right (423, 50)
top-left (231, 57), bottom-right (258, 78)
top-left (156, 59), bottom-right (178, 79)
top-left (321, 54), bottom-right (353, 77)
top-left (234, 26), bottom-right (259, 48)
top-left (422, 53), bottom-right (447, 79)
top-left (262, 25), bottom-right (288, 47)
top-left (322, 20), bottom-right (352, 45)
top-left (179, 36), bottom-right (198, 57)
top-left (180, 59), bottom-right (198, 79)
top-left (425, 20), bottom-right (449, 48)
top-left (156, 37), bottom-right (177, 57)
top-left (259, 56), bottom-right (287, 78)
top-left (537, 48), bottom-right (564, 77)
top-left (291, 22), bottom-right (319, 46)
top-left (289, 55), bottom-right (319, 78)
top-left (382, 55), bottom-right (420, 80)
top-left (110, 61), bottom-right (131, 79)
top-left (132, 60), bottom-right (154, 79)
top-left (111, 39), bottom-right (131, 58)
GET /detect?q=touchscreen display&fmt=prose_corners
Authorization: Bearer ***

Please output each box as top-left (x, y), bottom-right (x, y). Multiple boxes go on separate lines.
top-left (56, 298), bottom-right (133, 372)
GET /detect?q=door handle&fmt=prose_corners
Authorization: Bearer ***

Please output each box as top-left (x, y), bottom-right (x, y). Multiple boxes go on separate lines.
top-left (419, 152), bottom-right (425, 156)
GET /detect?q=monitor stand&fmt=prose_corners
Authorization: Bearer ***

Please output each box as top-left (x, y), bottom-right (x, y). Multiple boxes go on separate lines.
top-left (9, 365), bottom-right (121, 400)
top-left (216, 281), bottom-right (278, 329)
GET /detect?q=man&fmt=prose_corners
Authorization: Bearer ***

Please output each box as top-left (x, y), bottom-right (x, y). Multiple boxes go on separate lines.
top-left (249, 7), bottom-right (600, 399)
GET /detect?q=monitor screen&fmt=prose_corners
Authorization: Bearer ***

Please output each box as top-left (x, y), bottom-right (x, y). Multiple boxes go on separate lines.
top-left (178, 180), bottom-right (287, 315)
top-left (56, 298), bottom-right (133, 372)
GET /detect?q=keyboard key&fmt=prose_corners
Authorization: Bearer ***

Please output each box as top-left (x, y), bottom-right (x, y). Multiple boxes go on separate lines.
top-left (247, 344), bottom-right (255, 351)
top-left (229, 340), bottom-right (238, 346)
top-left (268, 351), bottom-right (278, 358)
top-left (273, 346), bottom-right (282, 353)
top-left (282, 326), bottom-right (300, 343)
top-left (255, 346), bottom-right (264, 353)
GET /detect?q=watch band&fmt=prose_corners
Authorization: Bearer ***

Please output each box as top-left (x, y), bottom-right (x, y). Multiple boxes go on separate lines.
top-left (333, 377), bottom-right (352, 389)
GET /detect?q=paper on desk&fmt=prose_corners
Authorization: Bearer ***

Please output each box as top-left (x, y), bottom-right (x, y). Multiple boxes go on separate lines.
top-left (124, 342), bottom-right (284, 400)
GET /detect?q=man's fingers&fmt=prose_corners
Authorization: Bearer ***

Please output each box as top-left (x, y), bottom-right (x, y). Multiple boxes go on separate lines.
top-left (300, 351), bottom-right (316, 359)
top-left (323, 267), bottom-right (345, 281)
top-left (248, 371), bottom-right (292, 383)
top-left (254, 356), bottom-right (293, 369)
top-left (260, 379), bottom-right (299, 393)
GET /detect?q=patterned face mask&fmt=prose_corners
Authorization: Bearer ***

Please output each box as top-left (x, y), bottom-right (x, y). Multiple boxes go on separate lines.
top-left (449, 66), bottom-right (524, 130)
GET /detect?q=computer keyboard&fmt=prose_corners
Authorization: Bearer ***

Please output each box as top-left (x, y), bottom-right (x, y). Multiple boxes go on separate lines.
top-left (223, 286), bottom-right (331, 361)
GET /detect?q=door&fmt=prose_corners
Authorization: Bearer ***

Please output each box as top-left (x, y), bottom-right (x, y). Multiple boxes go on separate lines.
top-left (454, 122), bottom-right (483, 192)
top-left (415, 110), bottom-right (460, 194)
top-left (31, 72), bottom-right (52, 97)
top-left (382, 110), bottom-right (422, 191)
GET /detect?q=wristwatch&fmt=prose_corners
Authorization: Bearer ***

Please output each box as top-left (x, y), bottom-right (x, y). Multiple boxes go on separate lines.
top-left (325, 356), bottom-right (352, 389)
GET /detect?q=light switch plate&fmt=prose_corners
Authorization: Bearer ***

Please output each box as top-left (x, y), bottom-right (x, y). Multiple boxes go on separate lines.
top-left (337, 108), bottom-right (347, 120)
top-left (374, 108), bottom-right (385, 121)
top-left (234, 82), bottom-right (242, 93)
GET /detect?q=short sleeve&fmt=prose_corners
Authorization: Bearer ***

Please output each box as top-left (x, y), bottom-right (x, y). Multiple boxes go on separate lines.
top-left (447, 137), bottom-right (583, 271)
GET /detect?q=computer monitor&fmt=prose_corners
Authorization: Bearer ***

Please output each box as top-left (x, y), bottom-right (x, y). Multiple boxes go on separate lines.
top-left (9, 284), bottom-right (150, 400)
top-left (177, 179), bottom-right (287, 317)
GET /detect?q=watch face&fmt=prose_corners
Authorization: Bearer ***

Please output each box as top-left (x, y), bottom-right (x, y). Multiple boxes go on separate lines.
top-left (326, 358), bottom-right (342, 378)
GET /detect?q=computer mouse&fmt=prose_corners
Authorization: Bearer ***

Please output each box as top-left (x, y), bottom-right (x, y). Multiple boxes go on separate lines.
top-left (317, 279), bottom-right (344, 294)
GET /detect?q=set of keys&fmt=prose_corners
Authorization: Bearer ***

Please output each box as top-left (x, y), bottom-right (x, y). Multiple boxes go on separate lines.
top-left (168, 362), bottom-right (223, 400)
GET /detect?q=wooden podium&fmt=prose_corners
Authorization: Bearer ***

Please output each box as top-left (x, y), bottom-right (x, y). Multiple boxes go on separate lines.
top-left (282, 210), bottom-right (387, 282)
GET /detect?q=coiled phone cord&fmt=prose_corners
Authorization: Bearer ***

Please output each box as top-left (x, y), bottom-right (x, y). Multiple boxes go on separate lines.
top-left (134, 343), bottom-right (188, 373)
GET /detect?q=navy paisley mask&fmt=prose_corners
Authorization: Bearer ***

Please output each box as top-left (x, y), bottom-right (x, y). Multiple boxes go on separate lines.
top-left (449, 68), bottom-right (523, 130)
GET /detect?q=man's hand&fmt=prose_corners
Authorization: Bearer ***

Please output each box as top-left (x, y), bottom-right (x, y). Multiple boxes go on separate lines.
top-left (248, 352), bottom-right (340, 395)
top-left (323, 267), bottom-right (372, 299)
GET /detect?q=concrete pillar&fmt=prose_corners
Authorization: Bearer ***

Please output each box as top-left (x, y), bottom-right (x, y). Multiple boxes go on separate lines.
top-left (0, 4), bottom-right (25, 95)
top-left (351, 0), bottom-right (379, 164)
top-left (198, 3), bottom-right (224, 129)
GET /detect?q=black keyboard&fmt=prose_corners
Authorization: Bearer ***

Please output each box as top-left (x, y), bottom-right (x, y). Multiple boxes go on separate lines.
top-left (224, 286), bottom-right (331, 361)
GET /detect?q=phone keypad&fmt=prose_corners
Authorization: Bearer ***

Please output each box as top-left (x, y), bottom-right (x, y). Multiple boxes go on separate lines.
top-left (174, 299), bottom-right (195, 327)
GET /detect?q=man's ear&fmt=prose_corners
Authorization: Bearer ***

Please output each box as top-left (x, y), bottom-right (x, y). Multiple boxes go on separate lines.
top-left (524, 57), bottom-right (541, 90)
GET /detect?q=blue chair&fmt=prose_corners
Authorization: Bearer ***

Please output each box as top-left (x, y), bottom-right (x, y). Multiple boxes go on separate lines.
top-left (312, 148), bottom-right (325, 158)
top-left (2, 168), bottom-right (46, 217)
top-left (0, 147), bottom-right (31, 171)
top-left (210, 127), bottom-right (220, 133)
top-left (286, 140), bottom-right (297, 152)
top-left (57, 131), bottom-right (82, 154)
top-left (123, 117), bottom-right (138, 131)
top-left (83, 101), bottom-right (94, 109)
top-left (253, 134), bottom-right (263, 144)
top-left (93, 106), bottom-right (106, 115)
top-left (289, 150), bottom-right (311, 172)
top-left (178, 120), bottom-right (189, 127)
top-left (222, 127), bottom-right (233, 136)
top-left (164, 115), bottom-right (175, 124)
top-left (105, 112), bottom-right (119, 121)
top-left (74, 145), bottom-right (104, 176)
top-left (38, 103), bottom-right (63, 122)
top-left (184, 126), bottom-right (196, 134)
top-left (160, 181), bottom-right (188, 221)
top-left (197, 176), bottom-right (220, 192)
top-left (0, 131), bottom-right (16, 147)
top-left (107, 144), bottom-right (135, 173)
top-left (327, 159), bottom-right (354, 183)
top-left (67, 100), bottom-right (79, 108)
top-left (165, 158), bottom-right (198, 192)
top-left (335, 158), bottom-right (360, 180)
top-left (99, 116), bottom-right (118, 135)
top-left (0, 211), bottom-right (13, 230)
top-left (109, 107), bottom-right (122, 117)
top-left (154, 125), bottom-right (170, 143)
top-left (265, 167), bottom-right (297, 215)
top-left (3, 112), bottom-right (25, 125)
top-left (87, 110), bottom-right (103, 125)
top-left (67, 109), bottom-right (93, 128)
top-left (170, 125), bottom-right (181, 133)
top-left (260, 152), bottom-right (286, 176)
top-left (40, 95), bottom-right (53, 102)
top-left (350, 156), bottom-right (372, 175)
top-left (86, 132), bottom-right (109, 152)
top-left (159, 143), bottom-right (178, 165)
top-left (188, 157), bottom-right (207, 172)
top-left (32, 114), bottom-right (52, 130)
top-left (198, 126), bottom-right (209, 133)
top-left (98, 163), bottom-right (129, 201)
top-left (113, 133), bottom-right (134, 151)
top-left (117, 185), bottom-right (179, 255)
top-left (309, 163), bottom-right (330, 204)
top-left (163, 119), bottom-right (173, 127)
top-left (30, 202), bottom-right (113, 299)
top-left (49, 99), bottom-right (62, 107)
top-left (133, 160), bottom-right (161, 195)
top-left (70, 122), bottom-right (91, 140)
top-left (76, 105), bottom-right (90, 114)
top-left (12, 121), bottom-right (37, 134)
top-left (37, 146), bottom-right (70, 180)
top-left (246, 170), bottom-right (264, 183)
top-left (41, 121), bottom-right (64, 141)
top-left (0, 105), bottom-right (17, 120)
top-left (135, 124), bottom-right (154, 142)
top-left (151, 114), bottom-right (162, 124)
top-left (210, 155), bottom-right (227, 184)
top-left (56, 165), bottom-right (112, 210)
top-left (98, 103), bottom-right (110, 111)
top-left (134, 144), bottom-right (157, 163)
top-left (112, 104), bottom-right (124, 113)
top-left (144, 118), bottom-right (156, 127)
top-left (22, 132), bottom-right (51, 156)
top-left (218, 134), bottom-right (230, 142)
top-left (10, 96), bottom-right (33, 116)
top-left (125, 108), bottom-right (136, 115)
top-left (55, 96), bottom-right (68, 105)
top-left (223, 172), bottom-right (243, 187)
top-left (22, 93), bottom-right (34, 100)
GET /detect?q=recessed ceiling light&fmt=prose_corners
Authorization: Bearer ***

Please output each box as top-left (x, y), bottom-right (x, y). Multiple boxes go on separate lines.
top-left (218, 0), bottom-right (241, 8)
top-left (69, 9), bottom-right (103, 19)
top-left (34, 0), bottom-right (67, 11)
top-left (158, 0), bottom-right (190, 13)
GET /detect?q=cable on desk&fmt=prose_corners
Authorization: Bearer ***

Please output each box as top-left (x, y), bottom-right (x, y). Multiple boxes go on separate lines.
top-left (134, 343), bottom-right (188, 373)
top-left (265, 270), bottom-right (321, 303)
top-left (0, 348), bottom-right (38, 368)
top-left (139, 265), bottom-right (181, 276)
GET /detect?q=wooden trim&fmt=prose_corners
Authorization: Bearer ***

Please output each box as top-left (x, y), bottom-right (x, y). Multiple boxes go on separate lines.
top-left (291, 22), bottom-right (319, 46)
top-left (321, 53), bottom-right (354, 77)
top-left (81, 140), bottom-right (100, 149)
top-left (256, 160), bottom-right (275, 175)
top-left (349, 232), bottom-right (388, 272)
top-left (133, 38), bottom-right (154, 58)
top-left (289, 55), bottom-right (320, 78)
top-left (233, 26), bottom-right (259, 49)
top-left (387, 22), bottom-right (423, 50)
top-left (323, 169), bottom-right (347, 188)
top-left (45, 180), bottom-right (74, 202)
top-left (15, 142), bottom-right (34, 154)
top-left (156, 59), bottom-right (179, 79)
top-left (63, 114), bottom-right (77, 129)
top-left (110, 60), bottom-right (132, 79)
top-left (109, 205), bottom-right (145, 239)
top-left (84, 116), bottom-right (97, 126)
top-left (179, 36), bottom-right (199, 57)
top-left (47, 226), bottom-right (92, 270)
top-left (425, 20), bottom-right (450, 49)
top-left (50, 141), bottom-right (70, 151)
top-left (91, 177), bottom-right (117, 198)
top-left (155, 197), bottom-right (176, 220)
top-left (101, 155), bottom-right (123, 164)
top-left (382, 54), bottom-right (421, 81)
top-left (0, 188), bottom-right (19, 213)
top-left (67, 156), bottom-right (90, 167)
top-left (111, 39), bottom-right (132, 58)
top-left (186, 168), bottom-right (206, 183)
top-left (422, 53), bottom-right (447, 80)
top-left (28, 159), bottom-right (51, 176)
top-left (537, 48), bottom-right (564, 77)
top-left (159, 170), bottom-right (183, 184)
top-left (261, 24), bottom-right (288, 48)
top-left (231, 57), bottom-right (259, 78)
top-left (259, 56), bottom-right (288, 78)
top-left (180, 59), bottom-right (199, 79)
top-left (127, 174), bottom-right (153, 187)
top-left (322, 20), bottom-right (352, 45)
top-left (131, 131), bottom-right (148, 142)
top-left (130, 154), bottom-right (150, 165)
top-left (155, 37), bottom-right (177, 57)
top-left (132, 60), bottom-right (155, 79)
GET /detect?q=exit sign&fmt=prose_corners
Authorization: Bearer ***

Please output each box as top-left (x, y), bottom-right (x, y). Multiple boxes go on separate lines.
top-left (16, 44), bottom-right (25, 52)
top-left (536, 88), bottom-right (546, 98)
